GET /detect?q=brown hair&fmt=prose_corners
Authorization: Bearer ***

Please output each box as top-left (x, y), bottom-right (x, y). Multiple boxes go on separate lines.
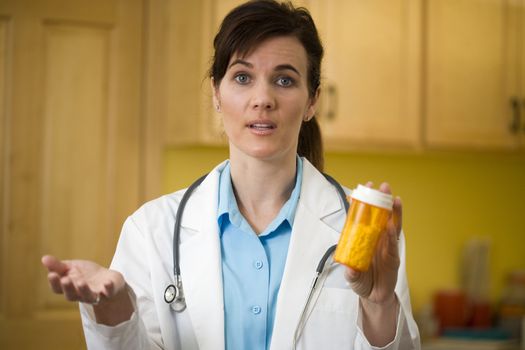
top-left (210, 0), bottom-right (324, 171)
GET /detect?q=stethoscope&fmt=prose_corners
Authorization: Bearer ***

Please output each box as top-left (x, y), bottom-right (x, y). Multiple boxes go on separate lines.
top-left (164, 172), bottom-right (349, 344)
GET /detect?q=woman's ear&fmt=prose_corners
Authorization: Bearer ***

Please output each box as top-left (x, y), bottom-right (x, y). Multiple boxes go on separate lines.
top-left (211, 78), bottom-right (221, 112)
top-left (306, 88), bottom-right (320, 120)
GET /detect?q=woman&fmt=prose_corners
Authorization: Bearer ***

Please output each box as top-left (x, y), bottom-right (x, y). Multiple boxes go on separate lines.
top-left (42, 1), bottom-right (420, 349)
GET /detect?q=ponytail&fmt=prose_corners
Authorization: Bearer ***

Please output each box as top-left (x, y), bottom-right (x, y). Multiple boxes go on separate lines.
top-left (297, 117), bottom-right (324, 172)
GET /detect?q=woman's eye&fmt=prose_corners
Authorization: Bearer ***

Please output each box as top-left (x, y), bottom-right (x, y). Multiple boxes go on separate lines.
top-left (276, 77), bottom-right (294, 87)
top-left (234, 73), bottom-right (250, 84)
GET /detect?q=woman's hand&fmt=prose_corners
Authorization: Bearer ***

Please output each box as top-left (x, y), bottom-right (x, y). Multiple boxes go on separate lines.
top-left (344, 182), bottom-right (401, 346)
top-left (41, 255), bottom-right (133, 325)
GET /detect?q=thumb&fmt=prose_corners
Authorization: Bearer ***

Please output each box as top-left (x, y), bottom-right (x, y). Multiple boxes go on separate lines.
top-left (41, 255), bottom-right (69, 275)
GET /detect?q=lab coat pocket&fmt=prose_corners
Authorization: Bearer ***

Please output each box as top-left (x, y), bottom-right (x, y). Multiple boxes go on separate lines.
top-left (314, 286), bottom-right (357, 314)
top-left (298, 287), bottom-right (359, 349)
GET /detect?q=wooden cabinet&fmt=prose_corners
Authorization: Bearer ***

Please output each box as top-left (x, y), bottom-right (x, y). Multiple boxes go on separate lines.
top-left (159, 0), bottom-right (245, 146)
top-left (163, 0), bottom-right (423, 150)
top-left (198, 0), bottom-right (247, 145)
top-left (308, 0), bottom-right (422, 150)
top-left (162, 0), bottom-right (525, 151)
top-left (516, 0), bottom-right (525, 145)
top-left (425, 0), bottom-right (525, 149)
top-left (0, 0), bottom-right (144, 348)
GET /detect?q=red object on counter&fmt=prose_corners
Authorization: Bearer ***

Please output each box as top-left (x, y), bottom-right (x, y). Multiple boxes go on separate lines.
top-left (433, 290), bottom-right (469, 333)
top-left (469, 301), bottom-right (492, 328)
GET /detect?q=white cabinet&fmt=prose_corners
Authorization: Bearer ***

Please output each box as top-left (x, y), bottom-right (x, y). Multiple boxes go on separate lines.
top-left (308, 0), bottom-right (422, 150)
top-left (425, 0), bottom-right (525, 149)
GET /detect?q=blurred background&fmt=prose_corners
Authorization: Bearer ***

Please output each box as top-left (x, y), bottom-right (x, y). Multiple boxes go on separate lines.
top-left (0, 0), bottom-right (524, 349)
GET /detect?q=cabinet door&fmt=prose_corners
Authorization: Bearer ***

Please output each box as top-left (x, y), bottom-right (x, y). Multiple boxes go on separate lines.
top-left (515, 0), bottom-right (525, 145)
top-left (0, 0), bottom-right (143, 348)
top-left (200, 0), bottom-right (247, 145)
top-left (309, 0), bottom-right (422, 150)
top-left (425, 0), bottom-right (520, 149)
top-left (162, 0), bottom-right (250, 146)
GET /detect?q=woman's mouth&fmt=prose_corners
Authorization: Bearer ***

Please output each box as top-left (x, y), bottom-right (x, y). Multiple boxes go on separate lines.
top-left (249, 123), bottom-right (275, 130)
top-left (247, 121), bottom-right (276, 135)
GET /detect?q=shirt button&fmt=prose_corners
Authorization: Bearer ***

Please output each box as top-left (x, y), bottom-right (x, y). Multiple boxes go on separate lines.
top-left (252, 306), bottom-right (261, 315)
top-left (254, 260), bottom-right (263, 270)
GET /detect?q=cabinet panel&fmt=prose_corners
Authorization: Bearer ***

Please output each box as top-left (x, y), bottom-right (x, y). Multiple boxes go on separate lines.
top-left (39, 23), bottom-right (112, 308)
top-left (0, 0), bottom-right (143, 347)
top-left (163, 1), bottom-right (206, 145)
top-left (163, 0), bottom-right (421, 150)
top-left (515, 0), bottom-right (525, 141)
top-left (310, 0), bottom-right (421, 150)
top-left (0, 18), bottom-right (7, 318)
top-left (198, 0), bottom-right (246, 145)
top-left (425, 0), bottom-right (521, 149)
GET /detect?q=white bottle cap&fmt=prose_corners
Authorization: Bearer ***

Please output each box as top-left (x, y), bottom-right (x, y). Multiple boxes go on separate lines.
top-left (351, 184), bottom-right (394, 210)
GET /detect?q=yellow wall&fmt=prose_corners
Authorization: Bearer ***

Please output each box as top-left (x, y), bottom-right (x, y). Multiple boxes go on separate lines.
top-left (164, 146), bottom-right (525, 313)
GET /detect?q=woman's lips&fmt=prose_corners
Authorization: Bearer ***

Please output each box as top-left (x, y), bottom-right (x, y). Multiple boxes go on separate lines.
top-left (247, 121), bottom-right (276, 135)
top-left (249, 123), bottom-right (275, 130)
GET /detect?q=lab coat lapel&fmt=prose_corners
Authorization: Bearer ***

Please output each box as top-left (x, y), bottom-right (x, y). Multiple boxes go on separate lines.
top-left (179, 163), bottom-right (227, 350)
top-left (270, 160), bottom-right (346, 349)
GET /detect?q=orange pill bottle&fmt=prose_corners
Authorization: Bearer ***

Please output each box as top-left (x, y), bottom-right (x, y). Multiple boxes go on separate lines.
top-left (333, 185), bottom-right (393, 272)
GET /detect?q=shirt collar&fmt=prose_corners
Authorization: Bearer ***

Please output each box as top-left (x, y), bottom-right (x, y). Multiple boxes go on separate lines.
top-left (217, 156), bottom-right (303, 234)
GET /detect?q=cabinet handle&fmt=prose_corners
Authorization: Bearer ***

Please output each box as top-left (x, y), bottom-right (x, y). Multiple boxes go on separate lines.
top-left (509, 97), bottom-right (520, 134)
top-left (325, 84), bottom-right (338, 121)
top-left (522, 98), bottom-right (525, 133)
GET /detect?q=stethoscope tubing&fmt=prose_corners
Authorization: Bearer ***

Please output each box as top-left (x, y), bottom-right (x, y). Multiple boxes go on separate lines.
top-left (173, 174), bottom-right (207, 277)
top-left (166, 174), bottom-right (207, 311)
top-left (166, 171), bottom-right (350, 325)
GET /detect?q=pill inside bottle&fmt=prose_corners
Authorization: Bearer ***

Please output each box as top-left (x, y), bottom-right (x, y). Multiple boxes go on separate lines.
top-left (333, 185), bottom-right (393, 272)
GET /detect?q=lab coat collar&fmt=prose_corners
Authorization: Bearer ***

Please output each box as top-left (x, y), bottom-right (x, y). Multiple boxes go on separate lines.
top-left (178, 159), bottom-right (346, 350)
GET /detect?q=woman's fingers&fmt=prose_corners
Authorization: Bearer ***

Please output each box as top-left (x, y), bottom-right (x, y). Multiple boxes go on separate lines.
top-left (61, 276), bottom-right (81, 302)
top-left (78, 282), bottom-right (99, 304)
top-left (47, 272), bottom-right (65, 294)
top-left (392, 196), bottom-right (403, 236)
top-left (379, 182), bottom-right (391, 194)
top-left (344, 267), bottom-right (360, 282)
top-left (41, 255), bottom-right (123, 306)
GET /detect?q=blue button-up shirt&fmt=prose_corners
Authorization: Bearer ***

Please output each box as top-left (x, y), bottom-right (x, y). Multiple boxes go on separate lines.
top-left (217, 157), bottom-right (303, 350)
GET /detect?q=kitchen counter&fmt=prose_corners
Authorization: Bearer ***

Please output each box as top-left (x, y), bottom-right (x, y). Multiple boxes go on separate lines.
top-left (422, 338), bottom-right (521, 350)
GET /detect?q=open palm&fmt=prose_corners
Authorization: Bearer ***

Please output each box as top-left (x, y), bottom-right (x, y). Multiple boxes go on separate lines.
top-left (41, 255), bottom-right (125, 304)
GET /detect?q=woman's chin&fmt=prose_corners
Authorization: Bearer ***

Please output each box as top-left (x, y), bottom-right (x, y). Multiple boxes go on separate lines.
top-left (233, 146), bottom-right (287, 162)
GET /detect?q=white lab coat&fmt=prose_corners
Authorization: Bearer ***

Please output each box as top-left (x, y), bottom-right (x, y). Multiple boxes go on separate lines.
top-left (80, 159), bottom-right (421, 349)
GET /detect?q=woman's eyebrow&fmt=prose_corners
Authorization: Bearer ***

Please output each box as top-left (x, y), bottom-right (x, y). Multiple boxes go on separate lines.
top-left (228, 59), bottom-right (301, 76)
top-left (228, 59), bottom-right (252, 69)
top-left (274, 64), bottom-right (300, 76)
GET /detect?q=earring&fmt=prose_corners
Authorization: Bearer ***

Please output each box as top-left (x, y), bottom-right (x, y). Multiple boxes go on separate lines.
top-left (215, 104), bottom-right (221, 112)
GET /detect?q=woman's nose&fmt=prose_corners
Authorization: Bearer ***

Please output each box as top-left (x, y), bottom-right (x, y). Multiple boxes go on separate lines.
top-left (251, 83), bottom-right (275, 110)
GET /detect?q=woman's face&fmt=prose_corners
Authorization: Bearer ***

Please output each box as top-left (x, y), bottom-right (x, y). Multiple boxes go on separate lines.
top-left (213, 36), bottom-right (318, 164)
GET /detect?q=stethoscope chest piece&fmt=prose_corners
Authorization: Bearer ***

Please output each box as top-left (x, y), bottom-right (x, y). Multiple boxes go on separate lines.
top-left (164, 281), bottom-right (187, 312)
top-left (164, 284), bottom-right (176, 303)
